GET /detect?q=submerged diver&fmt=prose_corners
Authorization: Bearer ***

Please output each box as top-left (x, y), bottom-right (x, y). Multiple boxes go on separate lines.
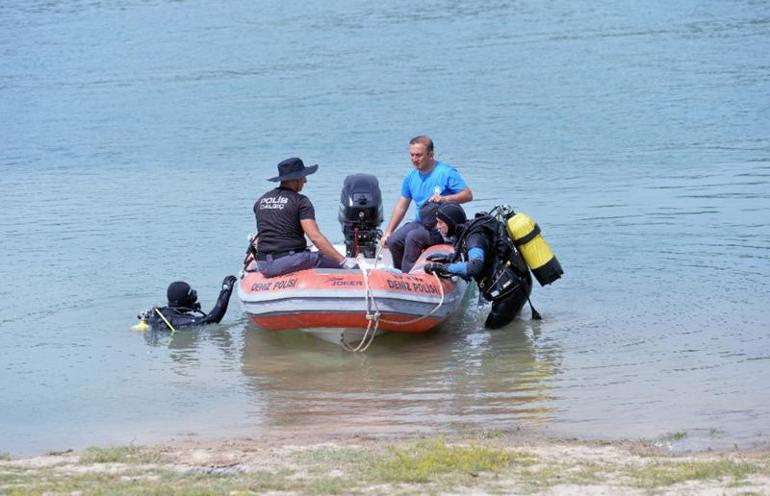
top-left (140, 275), bottom-right (237, 330)
top-left (423, 203), bottom-right (534, 329)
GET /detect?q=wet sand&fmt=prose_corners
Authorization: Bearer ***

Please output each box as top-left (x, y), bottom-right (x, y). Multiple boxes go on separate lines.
top-left (3, 431), bottom-right (769, 495)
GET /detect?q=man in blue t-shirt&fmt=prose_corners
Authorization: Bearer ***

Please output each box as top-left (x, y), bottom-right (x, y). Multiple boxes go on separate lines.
top-left (381, 135), bottom-right (473, 272)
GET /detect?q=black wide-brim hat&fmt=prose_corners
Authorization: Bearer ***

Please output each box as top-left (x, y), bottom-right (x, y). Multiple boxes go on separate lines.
top-left (268, 157), bottom-right (319, 182)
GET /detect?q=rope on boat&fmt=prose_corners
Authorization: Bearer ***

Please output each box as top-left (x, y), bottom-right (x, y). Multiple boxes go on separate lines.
top-left (373, 244), bottom-right (383, 269)
top-left (340, 258), bottom-right (379, 352)
top-left (340, 258), bottom-right (446, 353)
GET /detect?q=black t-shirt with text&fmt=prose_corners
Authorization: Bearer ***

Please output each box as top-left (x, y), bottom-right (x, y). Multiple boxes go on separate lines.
top-left (254, 187), bottom-right (315, 253)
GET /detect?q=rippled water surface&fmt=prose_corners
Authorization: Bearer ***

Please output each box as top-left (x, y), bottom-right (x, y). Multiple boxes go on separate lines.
top-left (1, 0), bottom-right (769, 455)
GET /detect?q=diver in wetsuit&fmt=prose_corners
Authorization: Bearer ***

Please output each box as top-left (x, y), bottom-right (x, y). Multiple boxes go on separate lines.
top-left (142, 276), bottom-right (237, 330)
top-left (423, 203), bottom-right (533, 329)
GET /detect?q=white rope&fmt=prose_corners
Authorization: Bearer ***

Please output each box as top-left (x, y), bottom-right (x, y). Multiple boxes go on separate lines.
top-left (356, 261), bottom-right (380, 352)
top-left (340, 258), bottom-right (379, 352)
top-left (340, 315), bottom-right (378, 352)
top-left (373, 244), bottom-right (383, 269)
top-left (341, 260), bottom-right (448, 352)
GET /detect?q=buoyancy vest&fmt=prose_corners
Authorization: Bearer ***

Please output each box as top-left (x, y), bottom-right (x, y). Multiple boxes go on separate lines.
top-left (453, 215), bottom-right (530, 302)
top-left (147, 306), bottom-right (208, 330)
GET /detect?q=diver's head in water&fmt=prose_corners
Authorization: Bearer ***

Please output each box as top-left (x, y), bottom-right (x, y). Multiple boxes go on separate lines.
top-left (167, 281), bottom-right (200, 310)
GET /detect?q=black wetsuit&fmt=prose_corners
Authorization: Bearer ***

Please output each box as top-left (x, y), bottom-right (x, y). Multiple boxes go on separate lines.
top-left (147, 276), bottom-right (236, 330)
top-left (450, 216), bottom-right (532, 329)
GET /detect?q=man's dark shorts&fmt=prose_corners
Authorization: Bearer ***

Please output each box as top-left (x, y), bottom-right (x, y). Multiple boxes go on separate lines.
top-left (387, 221), bottom-right (444, 273)
top-left (257, 251), bottom-right (340, 278)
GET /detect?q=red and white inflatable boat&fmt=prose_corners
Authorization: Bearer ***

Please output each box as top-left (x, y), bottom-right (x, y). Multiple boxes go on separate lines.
top-left (238, 244), bottom-right (468, 348)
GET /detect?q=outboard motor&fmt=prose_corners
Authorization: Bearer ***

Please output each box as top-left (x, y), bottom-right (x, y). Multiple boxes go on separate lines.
top-left (338, 174), bottom-right (383, 258)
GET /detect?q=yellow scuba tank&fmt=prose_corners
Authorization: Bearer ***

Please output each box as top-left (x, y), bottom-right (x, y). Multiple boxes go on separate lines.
top-left (131, 319), bottom-right (149, 332)
top-left (506, 212), bottom-right (563, 286)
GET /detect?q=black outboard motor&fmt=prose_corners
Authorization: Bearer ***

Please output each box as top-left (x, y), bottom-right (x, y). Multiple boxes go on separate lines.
top-left (338, 174), bottom-right (383, 258)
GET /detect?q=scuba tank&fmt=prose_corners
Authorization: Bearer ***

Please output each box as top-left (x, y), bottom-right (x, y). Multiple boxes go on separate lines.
top-left (505, 211), bottom-right (563, 286)
top-left (131, 312), bottom-right (150, 332)
top-left (133, 307), bottom-right (176, 333)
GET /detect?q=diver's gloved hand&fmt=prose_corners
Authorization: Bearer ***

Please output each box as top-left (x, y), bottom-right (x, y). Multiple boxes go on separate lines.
top-left (222, 275), bottom-right (237, 291)
top-left (340, 257), bottom-right (359, 270)
top-left (424, 262), bottom-right (450, 277)
top-left (426, 253), bottom-right (452, 263)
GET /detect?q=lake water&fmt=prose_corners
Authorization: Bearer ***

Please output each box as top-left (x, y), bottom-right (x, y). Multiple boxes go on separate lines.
top-left (1, 0), bottom-right (768, 456)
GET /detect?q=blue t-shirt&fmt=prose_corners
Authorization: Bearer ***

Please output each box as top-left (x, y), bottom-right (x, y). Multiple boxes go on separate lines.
top-left (400, 161), bottom-right (468, 221)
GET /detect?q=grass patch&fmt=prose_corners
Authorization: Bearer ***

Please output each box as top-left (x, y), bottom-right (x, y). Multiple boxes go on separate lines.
top-left (0, 472), bottom-right (29, 485)
top-left (447, 422), bottom-right (507, 438)
top-left (632, 459), bottom-right (758, 488)
top-left (664, 431), bottom-right (688, 441)
top-left (3, 437), bottom-right (769, 496)
top-left (303, 475), bottom-right (350, 495)
top-left (293, 446), bottom-right (365, 466)
top-left (45, 449), bottom-right (73, 456)
top-left (0, 469), bottom-right (300, 496)
top-left (79, 445), bottom-right (166, 464)
top-left (512, 461), bottom-right (610, 491)
top-left (373, 438), bottom-right (534, 483)
top-left (516, 464), bottom-right (564, 488)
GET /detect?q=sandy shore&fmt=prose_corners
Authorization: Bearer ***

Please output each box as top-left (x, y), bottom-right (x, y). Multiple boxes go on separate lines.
top-left (2, 431), bottom-right (769, 495)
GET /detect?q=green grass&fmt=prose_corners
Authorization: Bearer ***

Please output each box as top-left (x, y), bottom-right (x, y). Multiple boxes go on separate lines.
top-left (509, 461), bottom-right (612, 491)
top-left (45, 449), bottom-right (73, 456)
top-left (664, 431), bottom-right (688, 441)
top-left (0, 469), bottom-right (300, 496)
top-left (293, 446), bottom-right (366, 466)
top-left (632, 459), bottom-right (759, 488)
top-left (373, 438), bottom-right (534, 483)
top-left (1, 437), bottom-right (769, 496)
top-left (290, 438), bottom-right (535, 488)
top-left (302, 476), bottom-right (351, 495)
top-left (79, 445), bottom-right (167, 464)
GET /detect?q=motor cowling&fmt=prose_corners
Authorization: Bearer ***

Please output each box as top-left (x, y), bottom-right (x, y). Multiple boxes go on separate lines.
top-left (506, 212), bottom-right (563, 286)
top-left (338, 174), bottom-right (383, 258)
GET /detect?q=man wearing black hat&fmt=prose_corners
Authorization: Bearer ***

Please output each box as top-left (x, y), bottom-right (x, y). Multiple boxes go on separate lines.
top-left (253, 157), bottom-right (354, 278)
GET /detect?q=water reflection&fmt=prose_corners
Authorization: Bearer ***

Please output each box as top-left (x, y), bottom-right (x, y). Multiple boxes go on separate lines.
top-left (142, 323), bottom-right (239, 369)
top-left (238, 304), bottom-right (562, 435)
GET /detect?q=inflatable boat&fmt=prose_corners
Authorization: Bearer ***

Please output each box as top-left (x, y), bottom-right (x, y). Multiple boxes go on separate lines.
top-left (238, 245), bottom-right (467, 347)
top-left (238, 174), bottom-right (468, 349)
